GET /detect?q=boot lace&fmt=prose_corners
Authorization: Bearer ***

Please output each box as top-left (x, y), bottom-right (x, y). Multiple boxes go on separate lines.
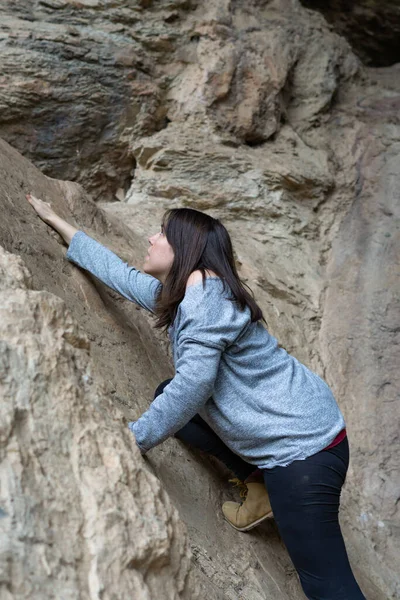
top-left (228, 477), bottom-right (248, 500)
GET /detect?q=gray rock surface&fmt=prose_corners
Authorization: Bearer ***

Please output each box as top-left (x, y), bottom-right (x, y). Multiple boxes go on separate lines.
top-left (0, 0), bottom-right (356, 199)
top-left (0, 0), bottom-right (170, 200)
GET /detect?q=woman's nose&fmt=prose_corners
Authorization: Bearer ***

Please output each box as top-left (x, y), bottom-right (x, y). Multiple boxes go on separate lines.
top-left (148, 231), bottom-right (159, 244)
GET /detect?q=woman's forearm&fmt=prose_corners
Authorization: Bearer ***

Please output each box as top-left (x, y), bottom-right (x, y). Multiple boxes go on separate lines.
top-left (47, 214), bottom-right (79, 245)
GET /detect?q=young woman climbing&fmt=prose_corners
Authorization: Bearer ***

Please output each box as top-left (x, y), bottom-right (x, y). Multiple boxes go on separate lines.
top-left (26, 193), bottom-right (366, 600)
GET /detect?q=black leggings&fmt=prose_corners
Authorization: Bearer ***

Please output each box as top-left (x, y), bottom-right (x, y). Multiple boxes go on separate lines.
top-left (154, 379), bottom-right (366, 600)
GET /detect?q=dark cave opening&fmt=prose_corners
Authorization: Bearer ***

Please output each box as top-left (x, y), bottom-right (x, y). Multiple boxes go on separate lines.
top-left (300, 0), bottom-right (400, 67)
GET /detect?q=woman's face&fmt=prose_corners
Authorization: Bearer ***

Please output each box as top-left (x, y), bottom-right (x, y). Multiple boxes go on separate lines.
top-left (143, 222), bottom-right (175, 282)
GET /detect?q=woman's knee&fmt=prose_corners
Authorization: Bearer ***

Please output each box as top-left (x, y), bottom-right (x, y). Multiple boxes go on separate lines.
top-left (153, 378), bottom-right (173, 399)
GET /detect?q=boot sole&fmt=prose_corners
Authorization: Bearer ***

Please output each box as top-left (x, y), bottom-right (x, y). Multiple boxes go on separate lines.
top-left (223, 510), bottom-right (274, 532)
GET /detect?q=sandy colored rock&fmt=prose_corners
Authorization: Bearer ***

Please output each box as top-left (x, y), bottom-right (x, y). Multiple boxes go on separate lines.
top-left (0, 246), bottom-right (197, 600)
top-left (0, 0), bottom-right (399, 598)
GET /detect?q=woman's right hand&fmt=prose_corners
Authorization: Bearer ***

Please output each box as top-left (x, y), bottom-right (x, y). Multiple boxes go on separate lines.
top-left (26, 192), bottom-right (58, 224)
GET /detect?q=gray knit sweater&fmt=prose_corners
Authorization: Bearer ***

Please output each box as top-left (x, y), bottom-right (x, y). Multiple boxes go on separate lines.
top-left (66, 231), bottom-right (345, 468)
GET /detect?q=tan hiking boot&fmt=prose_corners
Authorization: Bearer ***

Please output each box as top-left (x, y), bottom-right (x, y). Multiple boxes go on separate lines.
top-left (222, 481), bottom-right (273, 532)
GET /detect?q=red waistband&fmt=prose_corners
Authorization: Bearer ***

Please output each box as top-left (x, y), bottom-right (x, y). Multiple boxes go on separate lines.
top-left (323, 428), bottom-right (347, 450)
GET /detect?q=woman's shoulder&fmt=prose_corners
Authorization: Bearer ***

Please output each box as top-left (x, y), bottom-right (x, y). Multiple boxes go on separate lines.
top-left (179, 276), bottom-right (251, 333)
top-left (185, 269), bottom-right (219, 290)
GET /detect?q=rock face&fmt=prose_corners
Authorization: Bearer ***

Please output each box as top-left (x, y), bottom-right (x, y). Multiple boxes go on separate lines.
top-left (0, 0), bottom-right (170, 201)
top-left (0, 144), bottom-right (198, 599)
top-left (0, 0), bottom-right (356, 200)
top-left (320, 72), bottom-right (400, 599)
top-left (0, 0), bottom-right (399, 598)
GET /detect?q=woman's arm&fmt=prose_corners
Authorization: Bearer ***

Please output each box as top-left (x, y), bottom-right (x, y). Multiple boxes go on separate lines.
top-left (26, 192), bottom-right (162, 313)
top-left (66, 232), bottom-right (162, 313)
top-left (129, 335), bottom-right (223, 452)
top-left (128, 292), bottom-right (238, 453)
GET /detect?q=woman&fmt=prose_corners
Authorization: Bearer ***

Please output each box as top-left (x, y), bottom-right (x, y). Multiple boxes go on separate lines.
top-left (26, 193), bottom-right (366, 600)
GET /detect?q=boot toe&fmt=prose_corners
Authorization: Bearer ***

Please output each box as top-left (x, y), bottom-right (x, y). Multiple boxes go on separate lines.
top-left (222, 501), bottom-right (240, 523)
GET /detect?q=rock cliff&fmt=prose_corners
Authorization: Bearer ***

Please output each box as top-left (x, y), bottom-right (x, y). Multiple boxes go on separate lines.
top-left (0, 1), bottom-right (399, 598)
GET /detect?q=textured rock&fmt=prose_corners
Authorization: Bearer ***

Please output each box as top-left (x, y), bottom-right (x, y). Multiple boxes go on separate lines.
top-left (0, 250), bottom-right (196, 599)
top-left (0, 0), bottom-right (357, 199)
top-left (166, 1), bottom-right (357, 141)
top-left (319, 71), bottom-right (400, 599)
top-left (0, 0), bottom-right (399, 598)
top-left (0, 0), bottom-right (171, 200)
top-left (0, 137), bottom-right (199, 600)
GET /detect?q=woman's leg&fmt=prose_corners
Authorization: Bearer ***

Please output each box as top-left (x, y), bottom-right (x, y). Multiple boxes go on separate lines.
top-left (154, 379), bottom-right (255, 481)
top-left (262, 438), bottom-right (365, 600)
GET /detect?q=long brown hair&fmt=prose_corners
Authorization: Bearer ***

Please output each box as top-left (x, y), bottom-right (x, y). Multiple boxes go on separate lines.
top-left (154, 208), bottom-right (267, 332)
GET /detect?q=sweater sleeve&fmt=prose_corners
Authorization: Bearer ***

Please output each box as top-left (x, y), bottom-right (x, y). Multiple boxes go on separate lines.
top-left (129, 336), bottom-right (223, 452)
top-left (66, 231), bottom-right (162, 313)
top-left (128, 293), bottom-right (230, 452)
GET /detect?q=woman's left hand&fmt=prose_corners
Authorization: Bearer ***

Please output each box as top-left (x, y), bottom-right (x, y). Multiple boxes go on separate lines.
top-left (26, 193), bottom-right (59, 224)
